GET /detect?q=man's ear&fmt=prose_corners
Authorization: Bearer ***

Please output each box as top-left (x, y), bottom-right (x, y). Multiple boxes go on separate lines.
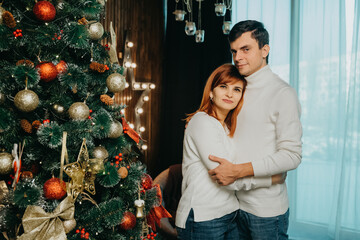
top-left (262, 44), bottom-right (270, 58)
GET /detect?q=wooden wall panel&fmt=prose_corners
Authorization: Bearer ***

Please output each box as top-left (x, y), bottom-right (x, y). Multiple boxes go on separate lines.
top-left (101, 0), bottom-right (164, 175)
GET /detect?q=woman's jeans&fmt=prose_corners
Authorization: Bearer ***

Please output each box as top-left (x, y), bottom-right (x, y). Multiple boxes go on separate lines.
top-left (176, 209), bottom-right (239, 240)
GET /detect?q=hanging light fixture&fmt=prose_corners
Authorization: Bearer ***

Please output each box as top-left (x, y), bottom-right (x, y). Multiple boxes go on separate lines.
top-left (222, 0), bottom-right (232, 35)
top-left (215, 0), bottom-right (227, 17)
top-left (173, 0), bottom-right (186, 21)
top-left (195, 0), bottom-right (204, 43)
top-left (184, 0), bottom-right (196, 36)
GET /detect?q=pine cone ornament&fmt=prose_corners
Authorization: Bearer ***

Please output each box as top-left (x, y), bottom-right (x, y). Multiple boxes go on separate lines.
top-left (2, 11), bottom-right (16, 28)
top-left (16, 59), bottom-right (34, 67)
top-left (100, 94), bottom-right (114, 105)
top-left (20, 119), bottom-right (32, 133)
top-left (89, 62), bottom-right (107, 73)
top-left (32, 120), bottom-right (42, 130)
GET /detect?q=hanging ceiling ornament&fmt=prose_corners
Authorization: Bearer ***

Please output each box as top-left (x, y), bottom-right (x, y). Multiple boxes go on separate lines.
top-left (184, 0), bottom-right (196, 36)
top-left (195, 0), bottom-right (204, 43)
top-left (173, 0), bottom-right (186, 21)
top-left (222, 0), bottom-right (232, 35)
top-left (215, 1), bottom-right (227, 17)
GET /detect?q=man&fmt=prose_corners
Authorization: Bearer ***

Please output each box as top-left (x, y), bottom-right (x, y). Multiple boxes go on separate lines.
top-left (208, 20), bottom-right (302, 239)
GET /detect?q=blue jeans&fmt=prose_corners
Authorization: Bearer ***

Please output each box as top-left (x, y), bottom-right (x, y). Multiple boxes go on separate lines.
top-left (237, 208), bottom-right (290, 240)
top-left (177, 209), bottom-right (239, 240)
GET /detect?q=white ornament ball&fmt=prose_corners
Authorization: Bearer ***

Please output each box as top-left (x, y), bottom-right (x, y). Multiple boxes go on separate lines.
top-left (0, 152), bottom-right (13, 175)
top-left (68, 102), bottom-right (89, 120)
top-left (108, 120), bottom-right (123, 138)
top-left (106, 73), bottom-right (126, 93)
top-left (88, 22), bottom-right (104, 40)
top-left (14, 89), bottom-right (39, 112)
top-left (91, 146), bottom-right (109, 160)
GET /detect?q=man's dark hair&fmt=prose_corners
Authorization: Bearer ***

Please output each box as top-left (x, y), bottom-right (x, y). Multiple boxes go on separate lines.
top-left (229, 20), bottom-right (269, 63)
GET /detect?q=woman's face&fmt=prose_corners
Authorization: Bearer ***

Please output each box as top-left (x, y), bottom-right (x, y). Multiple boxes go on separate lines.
top-left (210, 80), bottom-right (244, 115)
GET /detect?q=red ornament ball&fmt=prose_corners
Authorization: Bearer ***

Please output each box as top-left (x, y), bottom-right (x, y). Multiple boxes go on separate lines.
top-left (43, 177), bottom-right (66, 200)
top-left (36, 62), bottom-right (58, 82)
top-left (56, 60), bottom-right (68, 74)
top-left (33, 1), bottom-right (56, 22)
top-left (119, 211), bottom-right (136, 230)
top-left (141, 173), bottom-right (153, 190)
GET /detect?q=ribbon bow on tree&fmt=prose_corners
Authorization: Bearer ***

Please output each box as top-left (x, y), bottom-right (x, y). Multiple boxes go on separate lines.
top-left (18, 196), bottom-right (75, 240)
top-left (146, 184), bottom-right (172, 231)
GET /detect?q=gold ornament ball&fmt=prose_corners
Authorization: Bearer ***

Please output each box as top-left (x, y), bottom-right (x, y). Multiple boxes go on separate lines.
top-left (92, 146), bottom-right (109, 160)
top-left (88, 22), bottom-right (104, 40)
top-left (117, 166), bottom-right (128, 179)
top-left (108, 120), bottom-right (123, 138)
top-left (63, 219), bottom-right (77, 233)
top-left (68, 102), bottom-right (89, 120)
top-left (0, 152), bottom-right (14, 175)
top-left (52, 104), bottom-right (65, 114)
top-left (0, 92), bottom-right (5, 104)
top-left (106, 73), bottom-right (126, 93)
top-left (0, 7), bottom-right (4, 25)
top-left (14, 89), bottom-right (39, 112)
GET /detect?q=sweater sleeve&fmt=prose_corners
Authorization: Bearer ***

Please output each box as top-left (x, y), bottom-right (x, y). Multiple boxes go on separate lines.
top-left (252, 87), bottom-right (302, 176)
top-left (187, 113), bottom-right (272, 189)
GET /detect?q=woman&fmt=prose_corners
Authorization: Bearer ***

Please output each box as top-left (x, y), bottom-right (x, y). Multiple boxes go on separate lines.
top-left (175, 64), bottom-right (280, 239)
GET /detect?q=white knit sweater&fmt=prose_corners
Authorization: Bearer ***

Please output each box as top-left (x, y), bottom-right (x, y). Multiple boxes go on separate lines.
top-left (234, 65), bottom-right (302, 217)
top-left (176, 112), bottom-right (272, 228)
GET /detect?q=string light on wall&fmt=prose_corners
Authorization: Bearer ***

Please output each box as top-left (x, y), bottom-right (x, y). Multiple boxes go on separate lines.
top-left (173, 0), bottom-right (233, 42)
top-left (122, 32), bottom-right (155, 151)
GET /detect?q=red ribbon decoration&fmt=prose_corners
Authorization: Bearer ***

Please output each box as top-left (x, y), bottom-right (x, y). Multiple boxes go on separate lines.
top-left (121, 118), bottom-right (141, 144)
top-left (146, 184), bottom-right (172, 232)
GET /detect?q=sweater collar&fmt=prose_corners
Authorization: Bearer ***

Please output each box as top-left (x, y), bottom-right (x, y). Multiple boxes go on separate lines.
top-left (244, 65), bottom-right (271, 87)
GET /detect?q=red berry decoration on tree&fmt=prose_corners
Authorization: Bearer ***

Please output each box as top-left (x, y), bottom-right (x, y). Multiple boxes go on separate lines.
top-left (36, 62), bottom-right (58, 82)
top-left (43, 177), bottom-right (66, 200)
top-left (13, 29), bottom-right (23, 38)
top-left (33, 1), bottom-right (56, 22)
top-left (141, 173), bottom-right (153, 190)
top-left (119, 211), bottom-right (136, 230)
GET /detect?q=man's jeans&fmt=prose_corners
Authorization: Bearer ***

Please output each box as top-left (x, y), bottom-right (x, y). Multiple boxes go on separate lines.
top-left (237, 208), bottom-right (290, 240)
top-left (177, 209), bottom-right (239, 240)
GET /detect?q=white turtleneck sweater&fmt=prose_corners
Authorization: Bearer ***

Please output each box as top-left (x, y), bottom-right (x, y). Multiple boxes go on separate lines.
top-left (176, 112), bottom-right (272, 228)
top-left (234, 65), bottom-right (302, 217)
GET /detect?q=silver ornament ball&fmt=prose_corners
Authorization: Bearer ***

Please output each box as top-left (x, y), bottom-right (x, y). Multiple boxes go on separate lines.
top-left (0, 152), bottom-right (13, 175)
top-left (14, 89), bottom-right (39, 112)
top-left (52, 104), bottom-right (65, 114)
top-left (88, 22), bottom-right (104, 40)
top-left (91, 146), bottom-right (109, 160)
top-left (106, 73), bottom-right (126, 93)
top-left (0, 92), bottom-right (5, 104)
top-left (68, 102), bottom-right (89, 120)
top-left (108, 120), bottom-right (123, 138)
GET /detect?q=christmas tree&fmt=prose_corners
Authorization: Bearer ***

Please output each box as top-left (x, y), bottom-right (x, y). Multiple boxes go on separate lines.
top-left (0, 0), bottom-right (169, 239)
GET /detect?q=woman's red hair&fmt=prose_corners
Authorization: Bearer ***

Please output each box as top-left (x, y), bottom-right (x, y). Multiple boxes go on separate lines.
top-left (185, 64), bottom-right (247, 137)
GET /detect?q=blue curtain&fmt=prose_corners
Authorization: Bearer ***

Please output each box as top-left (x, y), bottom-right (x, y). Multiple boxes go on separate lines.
top-left (232, 0), bottom-right (360, 239)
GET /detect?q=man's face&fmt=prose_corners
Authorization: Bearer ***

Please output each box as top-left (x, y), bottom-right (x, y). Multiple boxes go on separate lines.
top-left (230, 32), bottom-right (270, 77)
